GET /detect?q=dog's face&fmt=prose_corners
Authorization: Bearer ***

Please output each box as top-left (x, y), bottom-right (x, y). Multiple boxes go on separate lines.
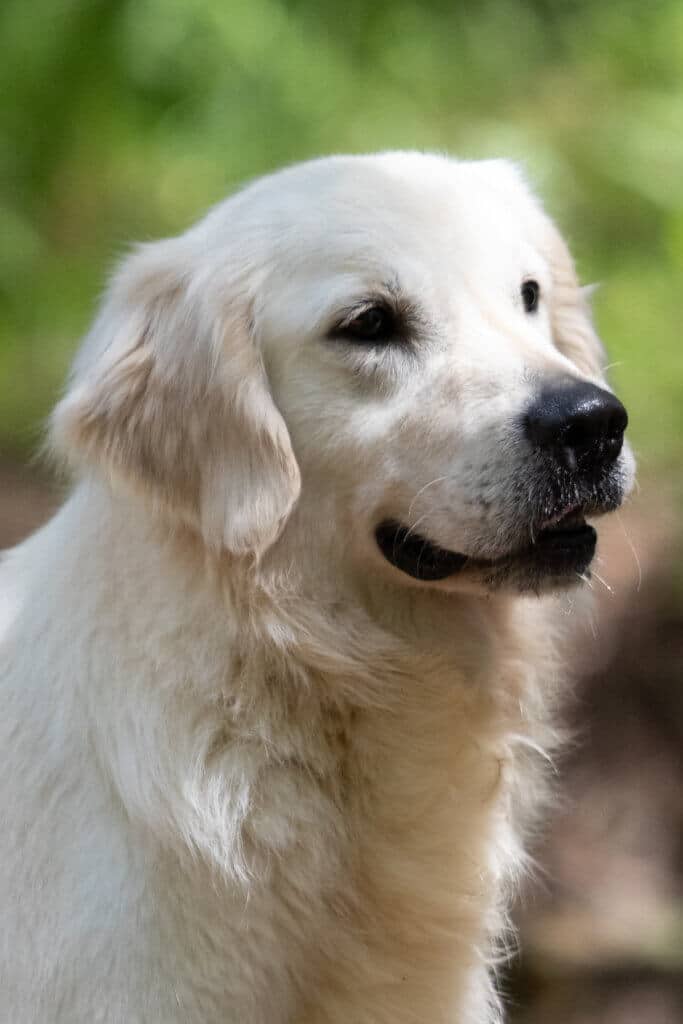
top-left (51, 153), bottom-right (634, 594)
top-left (256, 154), bottom-right (634, 593)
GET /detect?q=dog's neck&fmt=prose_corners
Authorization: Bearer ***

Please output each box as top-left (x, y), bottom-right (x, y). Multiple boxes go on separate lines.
top-left (48, 476), bottom-right (561, 723)
top-left (49, 479), bottom-right (559, 854)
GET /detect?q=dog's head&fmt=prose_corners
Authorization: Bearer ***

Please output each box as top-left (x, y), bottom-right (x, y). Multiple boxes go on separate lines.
top-left (51, 153), bottom-right (634, 593)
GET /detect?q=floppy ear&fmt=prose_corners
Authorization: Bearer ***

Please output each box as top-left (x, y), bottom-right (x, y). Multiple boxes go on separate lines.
top-left (545, 226), bottom-right (607, 379)
top-left (50, 241), bottom-right (300, 556)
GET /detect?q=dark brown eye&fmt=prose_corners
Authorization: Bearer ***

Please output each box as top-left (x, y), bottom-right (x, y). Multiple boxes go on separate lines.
top-left (339, 304), bottom-right (396, 343)
top-left (521, 279), bottom-right (540, 313)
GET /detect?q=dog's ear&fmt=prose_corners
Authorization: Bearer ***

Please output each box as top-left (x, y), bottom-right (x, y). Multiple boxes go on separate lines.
top-left (545, 227), bottom-right (607, 379)
top-left (50, 241), bottom-right (300, 556)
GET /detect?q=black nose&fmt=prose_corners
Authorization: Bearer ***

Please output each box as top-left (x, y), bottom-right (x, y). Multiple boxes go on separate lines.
top-left (524, 381), bottom-right (628, 471)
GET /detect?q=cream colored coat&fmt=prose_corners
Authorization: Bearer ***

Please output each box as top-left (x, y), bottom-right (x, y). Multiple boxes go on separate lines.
top-left (0, 153), bottom-right (633, 1023)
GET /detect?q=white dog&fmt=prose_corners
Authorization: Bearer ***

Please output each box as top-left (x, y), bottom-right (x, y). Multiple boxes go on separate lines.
top-left (0, 153), bottom-right (633, 1023)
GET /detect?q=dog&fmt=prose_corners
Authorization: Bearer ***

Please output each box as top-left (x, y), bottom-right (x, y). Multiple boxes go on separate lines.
top-left (0, 152), bottom-right (634, 1023)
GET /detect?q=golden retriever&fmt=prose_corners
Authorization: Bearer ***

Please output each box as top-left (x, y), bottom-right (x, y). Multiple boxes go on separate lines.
top-left (0, 152), bottom-right (634, 1023)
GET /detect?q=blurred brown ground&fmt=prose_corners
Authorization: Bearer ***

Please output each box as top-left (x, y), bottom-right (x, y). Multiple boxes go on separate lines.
top-left (1, 463), bottom-right (680, 1023)
top-left (509, 490), bottom-right (683, 1023)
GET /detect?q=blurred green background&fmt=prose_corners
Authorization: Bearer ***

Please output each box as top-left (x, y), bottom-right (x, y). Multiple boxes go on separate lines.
top-left (1, 0), bottom-right (682, 467)
top-left (1, 3), bottom-right (681, 1022)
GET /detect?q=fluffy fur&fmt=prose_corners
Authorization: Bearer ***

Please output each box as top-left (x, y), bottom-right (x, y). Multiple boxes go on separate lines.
top-left (0, 152), bottom-right (633, 1023)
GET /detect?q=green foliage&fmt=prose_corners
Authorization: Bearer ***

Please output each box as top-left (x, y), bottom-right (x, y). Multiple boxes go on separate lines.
top-left (1, 0), bottom-right (681, 467)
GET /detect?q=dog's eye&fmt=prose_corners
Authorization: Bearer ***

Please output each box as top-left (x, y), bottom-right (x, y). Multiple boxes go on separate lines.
top-left (338, 304), bottom-right (396, 344)
top-left (521, 280), bottom-right (540, 313)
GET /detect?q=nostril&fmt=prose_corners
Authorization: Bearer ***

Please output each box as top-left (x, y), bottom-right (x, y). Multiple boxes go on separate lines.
top-left (564, 416), bottom-right (595, 451)
top-left (524, 409), bottom-right (561, 450)
top-left (607, 405), bottom-right (628, 440)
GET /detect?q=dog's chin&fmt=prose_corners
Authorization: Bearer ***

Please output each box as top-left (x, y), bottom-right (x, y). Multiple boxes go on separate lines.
top-left (375, 510), bottom-right (599, 594)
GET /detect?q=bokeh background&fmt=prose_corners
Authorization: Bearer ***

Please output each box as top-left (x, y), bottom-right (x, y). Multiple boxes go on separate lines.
top-left (1, 1), bottom-right (681, 1020)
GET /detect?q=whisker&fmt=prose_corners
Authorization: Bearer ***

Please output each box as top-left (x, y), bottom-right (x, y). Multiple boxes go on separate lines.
top-left (407, 477), bottom-right (448, 522)
top-left (575, 571), bottom-right (593, 590)
top-left (575, 572), bottom-right (600, 637)
top-left (404, 513), bottom-right (428, 541)
top-left (508, 733), bottom-right (559, 773)
top-left (615, 509), bottom-right (642, 592)
top-left (415, 538), bottom-right (430, 578)
top-left (591, 570), bottom-right (614, 595)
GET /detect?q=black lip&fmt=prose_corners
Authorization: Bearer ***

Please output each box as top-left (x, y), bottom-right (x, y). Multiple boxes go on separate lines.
top-left (375, 518), bottom-right (597, 582)
top-left (375, 521), bottom-right (469, 581)
top-left (535, 521), bottom-right (596, 551)
top-left (531, 521), bottom-right (597, 574)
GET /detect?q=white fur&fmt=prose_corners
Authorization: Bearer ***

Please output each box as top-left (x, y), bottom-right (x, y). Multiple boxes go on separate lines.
top-left (0, 152), bottom-right (633, 1022)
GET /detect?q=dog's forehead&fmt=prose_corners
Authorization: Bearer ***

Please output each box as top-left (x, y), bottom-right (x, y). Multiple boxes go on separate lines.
top-left (233, 154), bottom-right (544, 291)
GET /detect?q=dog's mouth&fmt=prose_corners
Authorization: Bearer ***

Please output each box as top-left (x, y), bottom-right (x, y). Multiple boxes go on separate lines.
top-left (375, 507), bottom-right (597, 584)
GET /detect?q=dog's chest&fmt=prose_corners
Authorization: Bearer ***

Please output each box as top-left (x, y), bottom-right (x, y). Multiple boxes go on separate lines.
top-left (235, 670), bottom-right (519, 1023)
top-left (145, 616), bottom-right (542, 1024)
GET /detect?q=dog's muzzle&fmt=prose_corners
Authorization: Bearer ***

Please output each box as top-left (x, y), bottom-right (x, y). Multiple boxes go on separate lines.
top-left (375, 380), bottom-right (629, 588)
